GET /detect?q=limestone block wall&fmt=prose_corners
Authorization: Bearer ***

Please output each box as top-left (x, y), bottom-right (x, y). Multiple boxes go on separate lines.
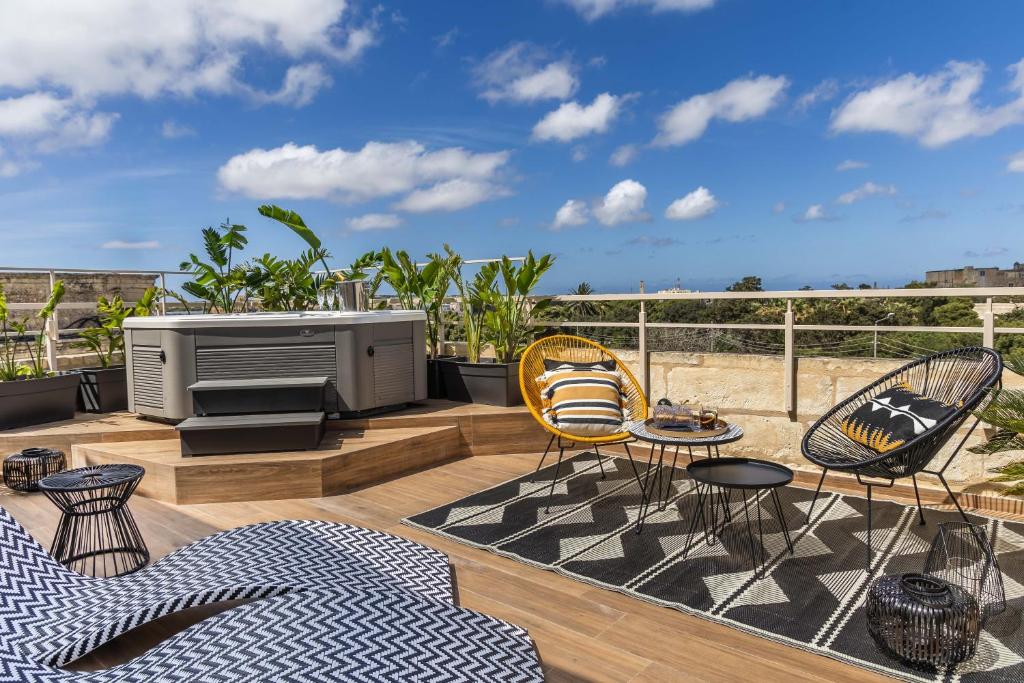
top-left (610, 350), bottom-right (1019, 486)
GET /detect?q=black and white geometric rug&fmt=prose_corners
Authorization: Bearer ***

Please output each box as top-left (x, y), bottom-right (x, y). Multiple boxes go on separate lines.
top-left (404, 451), bottom-right (1024, 682)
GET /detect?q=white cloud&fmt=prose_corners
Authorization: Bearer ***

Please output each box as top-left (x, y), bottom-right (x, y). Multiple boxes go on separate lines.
top-left (393, 179), bottom-right (507, 213)
top-left (160, 120), bottom-right (195, 139)
top-left (248, 63), bottom-right (332, 107)
top-left (609, 144), bottom-right (639, 166)
top-left (837, 181), bottom-right (897, 205)
top-left (560, 0), bottom-right (716, 21)
top-left (772, 201), bottom-right (786, 214)
top-left (533, 93), bottom-right (623, 142)
top-left (217, 141), bottom-right (511, 209)
top-left (665, 186), bottom-right (718, 220)
top-left (594, 179), bottom-right (648, 226)
top-left (654, 75), bottom-right (789, 146)
top-left (797, 204), bottom-right (834, 222)
top-left (0, 2), bottom-right (371, 100)
top-left (1008, 150), bottom-right (1024, 172)
top-left (434, 28), bottom-right (459, 49)
top-left (836, 159), bottom-right (868, 171)
top-left (0, 92), bottom-right (117, 152)
top-left (571, 146), bottom-right (588, 162)
top-left (794, 79), bottom-right (838, 112)
top-left (831, 59), bottom-right (1024, 147)
top-left (475, 43), bottom-right (578, 103)
top-left (102, 240), bottom-right (161, 250)
top-left (552, 199), bottom-right (590, 229)
top-left (0, 3), bottom-right (372, 168)
top-left (348, 213), bottom-right (403, 231)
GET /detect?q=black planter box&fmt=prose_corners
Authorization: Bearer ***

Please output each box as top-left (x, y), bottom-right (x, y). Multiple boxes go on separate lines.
top-left (427, 356), bottom-right (466, 399)
top-left (0, 373), bottom-right (81, 430)
top-left (76, 366), bottom-right (128, 413)
top-left (439, 359), bottom-right (523, 407)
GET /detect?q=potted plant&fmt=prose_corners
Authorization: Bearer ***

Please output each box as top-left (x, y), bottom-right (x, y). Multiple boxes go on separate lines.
top-left (73, 288), bottom-right (157, 412)
top-left (0, 280), bottom-right (81, 430)
top-left (440, 251), bottom-right (554, 406)
top-left (380, 247), bottom-right (460, 398)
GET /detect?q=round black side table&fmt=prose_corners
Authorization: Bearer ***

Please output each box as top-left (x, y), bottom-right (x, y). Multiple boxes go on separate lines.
top-left (683, 457), bottom-right (794, 579)
top-left (38, 464), bottom-right (149, 577)
top-left (3, 448), bottom-right (66, 492)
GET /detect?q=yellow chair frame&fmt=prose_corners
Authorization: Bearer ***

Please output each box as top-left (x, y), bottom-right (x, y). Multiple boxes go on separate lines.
top-left (519, 335), bottom-right (649, 510)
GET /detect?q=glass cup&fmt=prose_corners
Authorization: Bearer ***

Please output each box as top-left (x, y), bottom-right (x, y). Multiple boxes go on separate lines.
top-left (700, 406), bottom-right (719, 431)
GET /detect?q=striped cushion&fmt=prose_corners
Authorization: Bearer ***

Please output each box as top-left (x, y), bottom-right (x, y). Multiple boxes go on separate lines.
top-left (536, 361), bottom-right (627, 437)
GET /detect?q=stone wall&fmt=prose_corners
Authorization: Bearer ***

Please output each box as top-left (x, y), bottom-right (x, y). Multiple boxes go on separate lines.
top-left (609, 350), bottom-right (1021, 486)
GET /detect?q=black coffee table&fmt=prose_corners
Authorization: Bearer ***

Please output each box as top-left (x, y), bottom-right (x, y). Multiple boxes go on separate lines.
top-left (684, 457), bottom-right (794, 579)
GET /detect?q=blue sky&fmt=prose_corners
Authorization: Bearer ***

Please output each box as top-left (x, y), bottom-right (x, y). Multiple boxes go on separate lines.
top-left (1, 0), bottom-right (1023, 294)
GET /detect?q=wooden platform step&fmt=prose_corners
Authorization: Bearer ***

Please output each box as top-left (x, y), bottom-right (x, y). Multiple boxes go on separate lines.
top-left (176, 412), bottom-right (326, 456)
top-left (72, 425), bottom-right (462, 505)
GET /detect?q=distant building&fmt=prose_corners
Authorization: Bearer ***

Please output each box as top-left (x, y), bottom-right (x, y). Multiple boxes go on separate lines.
top-left (925, 263), bottom-right (1024, 287)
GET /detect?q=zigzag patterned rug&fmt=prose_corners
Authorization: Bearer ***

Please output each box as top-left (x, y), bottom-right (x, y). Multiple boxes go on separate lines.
top-left (404, 451), bottom-right (1024, 682)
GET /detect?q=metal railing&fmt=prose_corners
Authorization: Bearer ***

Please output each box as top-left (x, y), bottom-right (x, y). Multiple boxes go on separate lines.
top-left (539, 283), bottom-right (1024, 413)
top-left (0, 266), bottom-right (187, 370)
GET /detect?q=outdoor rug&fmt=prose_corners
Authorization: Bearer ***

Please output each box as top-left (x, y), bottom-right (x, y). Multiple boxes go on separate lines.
top-left (404, 451), bottom-right (1024, 682)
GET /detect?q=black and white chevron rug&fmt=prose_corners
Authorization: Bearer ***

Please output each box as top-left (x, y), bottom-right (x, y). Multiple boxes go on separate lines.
top-left (404, 451), bottom-right (1024, 682)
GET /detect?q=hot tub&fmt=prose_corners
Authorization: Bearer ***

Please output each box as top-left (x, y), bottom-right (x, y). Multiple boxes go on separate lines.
top-left (123, 311), bottom-right (427, 421)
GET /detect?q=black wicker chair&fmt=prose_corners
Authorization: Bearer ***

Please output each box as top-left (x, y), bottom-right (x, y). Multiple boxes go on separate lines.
top-left (801, 347), bottom-right (1003, 565)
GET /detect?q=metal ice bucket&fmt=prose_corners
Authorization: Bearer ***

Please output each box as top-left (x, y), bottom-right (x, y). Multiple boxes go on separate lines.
top-left (334, 280), bottom-right (367, 311)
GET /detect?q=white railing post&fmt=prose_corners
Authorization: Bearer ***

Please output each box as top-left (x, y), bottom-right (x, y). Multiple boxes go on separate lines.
top-left (784, 299), bottom-right (795, 415)
top-left (638, 280), bottom-right (648, 402)
top-left (159, 272), bottom-right (168, 315)
top-left (45, 269), bottom-right (59, 373)
top-left (982, 297), bottom-right (994, 348)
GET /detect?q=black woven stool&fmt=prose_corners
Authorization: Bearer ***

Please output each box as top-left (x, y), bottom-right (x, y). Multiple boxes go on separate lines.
top-left (38, 464), bottom-right (149, 577)
top-left (3, 448), bottom-right (66, 492)
top-left (866, 573), bottom-right (980, 669)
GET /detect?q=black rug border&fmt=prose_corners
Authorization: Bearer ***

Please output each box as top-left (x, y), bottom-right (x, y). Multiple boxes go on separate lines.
top-left (402, 452), bottom-right (1013, 683)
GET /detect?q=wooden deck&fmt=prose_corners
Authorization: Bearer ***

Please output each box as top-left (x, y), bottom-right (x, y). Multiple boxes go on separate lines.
top-left (3, 451), bottom-right (974, 683)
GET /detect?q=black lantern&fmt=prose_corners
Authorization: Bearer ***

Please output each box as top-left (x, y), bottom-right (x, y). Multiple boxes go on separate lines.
top-left (924, 521), bottom-right (1006, 624)
top-left (3, 448), bottom-right (67, 492)
top-left (866, 573), bottom-right (980, 669)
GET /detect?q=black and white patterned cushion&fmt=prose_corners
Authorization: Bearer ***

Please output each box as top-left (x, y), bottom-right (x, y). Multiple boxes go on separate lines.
top-left (0, 506), bottom-right (542, 681)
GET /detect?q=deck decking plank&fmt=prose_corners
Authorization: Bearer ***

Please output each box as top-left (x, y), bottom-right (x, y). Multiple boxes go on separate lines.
top-left (0, 453), bottom-right (968, 681)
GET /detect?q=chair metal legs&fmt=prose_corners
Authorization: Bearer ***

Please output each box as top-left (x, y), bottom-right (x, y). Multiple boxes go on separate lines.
top-left (911, 475), bottom-right (926, 526)
top-left (531, 434), bottom-right (557, 483)
top-left (805, 468), bottom-right (828, 525)
top-left (543, 446), bottom-right (567, 513)
top-left (536, 435), bottom-right (607, 514)
top-left (865, 484), bottom-right (873, 568)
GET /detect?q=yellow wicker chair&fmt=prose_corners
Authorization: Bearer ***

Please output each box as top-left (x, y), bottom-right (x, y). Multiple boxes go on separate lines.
top-left (519, 335), bottom-right (648, 510)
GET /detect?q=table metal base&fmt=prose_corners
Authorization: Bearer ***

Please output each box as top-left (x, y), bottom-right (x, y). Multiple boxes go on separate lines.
top-left (684, 484), bottom-right (793, 579)
top-left (625, 441), bottom-right (729, 535)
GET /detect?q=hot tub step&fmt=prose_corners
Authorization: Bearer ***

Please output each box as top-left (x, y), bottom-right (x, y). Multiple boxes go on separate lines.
top-left (187, 377), bottom-right (328, 416)
top-left (176, 412), bottom-right (326, 456)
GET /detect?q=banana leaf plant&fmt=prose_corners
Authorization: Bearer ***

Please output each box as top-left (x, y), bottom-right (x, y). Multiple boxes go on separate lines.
top-left (481, 252), bottom-right (555, 364)
top-left (972, 350), bottom-right (1024, 494)
top-left (243, 251), bottom-right (326, 311)
top-left (73, 287), bottom-right (158, 368)
top-left (448, 245), bottom-right (498, 363)
top-left (258, 204), bottom-right (342, 305)
top-left (0, 280), bottom-right (65, 380)
top-left (179, 220), bottom-right (249, 313)
top-left (338, 250), bottom-right (387, 306)
top-left (380, 248), bottom-right (459, 359)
